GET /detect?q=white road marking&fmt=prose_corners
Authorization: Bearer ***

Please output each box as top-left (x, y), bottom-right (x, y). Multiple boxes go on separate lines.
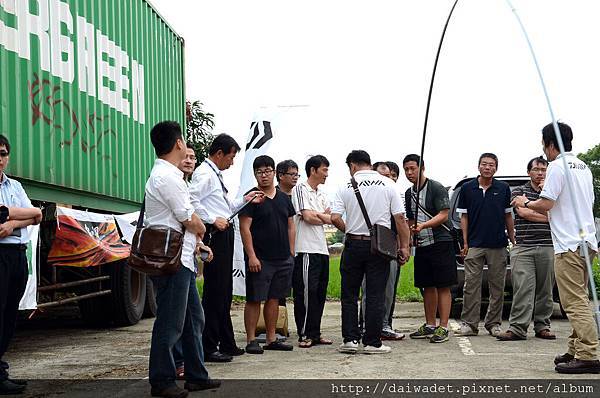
top-left (449, 319), bottom-right (476, 356)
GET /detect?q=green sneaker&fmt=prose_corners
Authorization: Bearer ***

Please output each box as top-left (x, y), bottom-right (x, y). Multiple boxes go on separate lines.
top-left (409, 324), bottom-right (436, 339)
top-left (430, 326), bottom-right (449, 343)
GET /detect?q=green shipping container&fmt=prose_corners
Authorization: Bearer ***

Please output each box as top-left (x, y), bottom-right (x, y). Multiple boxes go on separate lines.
top-left (0, 0), bottom-right (185, 213)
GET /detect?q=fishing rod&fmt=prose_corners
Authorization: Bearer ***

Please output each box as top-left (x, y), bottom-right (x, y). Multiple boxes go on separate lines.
top-left (505, 0), bottom-right (600, 330)
top-left (414, 0), bottom-right (460, 249)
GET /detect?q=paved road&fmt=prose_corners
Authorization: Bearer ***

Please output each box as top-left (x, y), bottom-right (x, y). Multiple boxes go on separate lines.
top-left (5, 302), bottom-right (599, 397)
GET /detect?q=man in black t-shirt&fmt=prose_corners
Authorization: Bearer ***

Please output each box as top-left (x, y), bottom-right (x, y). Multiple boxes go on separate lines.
top-left (239, 155), bottom-right (296, 354)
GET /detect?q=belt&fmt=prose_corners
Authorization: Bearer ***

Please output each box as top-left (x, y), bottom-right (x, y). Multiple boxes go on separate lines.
top-left (346, 234), bottom-right (371, 241)
top-left (0, 243), bottom-right (27, 251)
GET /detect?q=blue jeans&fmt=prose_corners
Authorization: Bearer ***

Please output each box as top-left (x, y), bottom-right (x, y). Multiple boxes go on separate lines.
top-left (149, 266), bottom-right (208, 389)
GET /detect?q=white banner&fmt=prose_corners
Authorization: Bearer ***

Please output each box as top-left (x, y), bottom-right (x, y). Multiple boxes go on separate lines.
top-left (114, 211), bottom-right (140, 244)
top-left (232, 116), bottom-right (275, 296)
top-left (19, 225), bottom-right (40, 310)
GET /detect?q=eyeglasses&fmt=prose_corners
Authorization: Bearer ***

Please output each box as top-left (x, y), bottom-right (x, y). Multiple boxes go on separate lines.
top-left (530, 167), bottom-right (547, 173)
top-left (0, 151), bottom-right (9, 158)
top-left (254, 169), bottom-right (274, 176)
top-left (282, 172), bottom-right (300, 178)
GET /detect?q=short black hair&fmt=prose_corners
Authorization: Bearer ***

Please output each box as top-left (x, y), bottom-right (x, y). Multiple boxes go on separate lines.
top-left (150, 121), bottom-right (183, 156)
top-left (527, 156), bottom-right (548, 172)
top-left (345, 150), bottom-right (371, 167)
top-left (402, 154), bottom-right (424, 167)
top-left (372, 161), bottom-right (389, 171)
top-left (253, 155), bottom-right (275, 171)
top-left (478, 152), bottom-right (498, 168)
top-left (209, 133), bottom-right (241, 156)
top-left (386, 161), bottom-right (400, 176)
top-left (276, 159), bottom-right (298, 182)
top-left (0, 134), bottom-right (10, 153)
top-left (305, 155), bottom-right (329, 177)
top-left (542, 122), bottom-right (573, 152)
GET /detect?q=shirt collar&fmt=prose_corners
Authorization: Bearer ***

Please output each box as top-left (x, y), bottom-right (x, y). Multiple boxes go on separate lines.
top-left (555, 152), bottom-right (574, 161)
top-left (354, 170), bottom-right (377, 177)
top-left (302, 181), bottom-right (318, 193)
top-left (205, 158), bottom-right (221, 174)
top-left (524, 180), bottom-right (542, 193)
top-left (155, 159), bottom-right (184, 179)
top-left (0, 173), bottom-right (10, 186)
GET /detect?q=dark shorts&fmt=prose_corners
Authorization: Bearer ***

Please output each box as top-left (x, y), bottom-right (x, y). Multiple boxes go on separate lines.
top-left (414, 241), bottom-right (457, 288)
top-left (245, 256), bottom-right (294, 302)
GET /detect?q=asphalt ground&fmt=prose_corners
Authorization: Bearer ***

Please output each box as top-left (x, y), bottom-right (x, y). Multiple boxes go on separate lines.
top-left (5, 301), bottom-right (600, 397)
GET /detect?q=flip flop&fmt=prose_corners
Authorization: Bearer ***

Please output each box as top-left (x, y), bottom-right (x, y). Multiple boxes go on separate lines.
top-left (314, 337), bottom-right (333, 345)
top-left (299, 338), bottom-right (315, 348)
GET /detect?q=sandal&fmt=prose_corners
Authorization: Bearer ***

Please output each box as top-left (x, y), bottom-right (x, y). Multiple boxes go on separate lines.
top-left (263, 340), bottom-right (293, 351)
top-left (299, 338), bottom-right (315, 348)
top-left (314, 337), bottom-right (333, 345)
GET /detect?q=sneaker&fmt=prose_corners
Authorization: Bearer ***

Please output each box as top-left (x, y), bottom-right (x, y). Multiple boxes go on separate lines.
top-left (363, 344), bottom-right (391, 354)
top-left (381, 328), bottom-right (405, 340)
top-left (487, 325), bottom-right (502, 337)
top-left (455, 322), bottom-right (478, 336)
top-left (409, 324), bottom-right (436, 339)
top-left (338, 340), bottom-right (359, 354)
top-left (429, 326), bottom-right (449, 343)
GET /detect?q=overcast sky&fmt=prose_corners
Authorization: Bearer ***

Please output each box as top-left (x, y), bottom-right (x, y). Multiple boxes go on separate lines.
top-left (150, 0), bottom-right (599, 196)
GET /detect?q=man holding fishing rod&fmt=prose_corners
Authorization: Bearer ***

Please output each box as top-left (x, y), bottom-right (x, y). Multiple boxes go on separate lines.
top-left (512, 122), bottom-right (599, 374)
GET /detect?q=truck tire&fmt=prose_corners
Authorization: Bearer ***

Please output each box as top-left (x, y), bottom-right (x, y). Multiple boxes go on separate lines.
top-left (142, 277), bottom-right (157, 318)
top-left (108, 260), bottom-right (147, 326)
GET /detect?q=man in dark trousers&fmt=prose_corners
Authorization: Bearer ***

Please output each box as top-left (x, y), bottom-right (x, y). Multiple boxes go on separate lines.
top-left (331, 150), bottom-right (410, 354)
top-left (291, 155), bottom-right (333, 348)
top-left (240, 155), bottom-right (296, 354)
top-left (0, 134), bottom-right (42, 395)
top-left (190, 134), bottom-right (261, 363)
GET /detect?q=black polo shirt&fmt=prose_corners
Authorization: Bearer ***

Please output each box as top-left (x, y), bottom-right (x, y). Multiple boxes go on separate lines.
top-left (240, 188), bottom-right (295, 261)
top-left (456, 177), bottom-right (512, 248)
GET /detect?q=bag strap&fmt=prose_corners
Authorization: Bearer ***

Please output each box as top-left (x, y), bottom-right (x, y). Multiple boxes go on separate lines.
top-left (350, 177), bottom-right (372, 231)
top-left (136, 197), bottom-right (145, 230)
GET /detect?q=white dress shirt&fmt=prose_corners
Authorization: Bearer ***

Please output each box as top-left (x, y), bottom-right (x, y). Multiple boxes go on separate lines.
top-left (144, 159), bottom-right (196, 273)
top-left (189, 158), bottom-right (244, 224)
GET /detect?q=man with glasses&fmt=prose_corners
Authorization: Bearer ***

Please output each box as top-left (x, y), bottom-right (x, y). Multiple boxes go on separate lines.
top-left (497, 156), bottom-right (555, 342)
top-left (456, 153), bottom-right (515, 337)
top-left (0, 135), bottom-right (42, 395)
top-left (239, 156), bottom-right (296, 354)
top-left (291, 155), bottom-right (333, 348)
top-left (190, 134), bottom-right (262, 363)
top-left (276, 160), bottom-right (300, 198)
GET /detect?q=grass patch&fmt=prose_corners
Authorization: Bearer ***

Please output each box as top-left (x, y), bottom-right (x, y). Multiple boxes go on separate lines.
top-left (196, 256), bottom-right (423, 303)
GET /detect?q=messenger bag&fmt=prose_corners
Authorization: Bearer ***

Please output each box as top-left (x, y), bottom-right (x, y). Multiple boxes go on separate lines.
top-left (127, 198), bottom-right (184, 276)
top-left (350, 177), bottom-right (398, 261)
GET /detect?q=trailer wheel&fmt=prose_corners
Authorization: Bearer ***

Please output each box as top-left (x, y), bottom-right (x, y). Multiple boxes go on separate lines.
top-left (142, 277), bottom-right (157, 318)
top-left (108, 260), bottom-right (146, 326)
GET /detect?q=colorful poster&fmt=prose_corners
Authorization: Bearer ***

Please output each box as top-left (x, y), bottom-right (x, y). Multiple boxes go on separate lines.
top-left (19, 225), bottom-right (40, 310)
top-left (48, 207), bottom-right (130, 267)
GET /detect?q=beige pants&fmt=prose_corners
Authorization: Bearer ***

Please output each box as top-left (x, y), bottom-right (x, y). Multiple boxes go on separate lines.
top-left (554, 248), bottom-right (598, 360)
top-left (461, 247), bottom-right (507, 330)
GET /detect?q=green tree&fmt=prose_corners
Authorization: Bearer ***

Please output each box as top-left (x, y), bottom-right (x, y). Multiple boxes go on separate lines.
top-left (578, 143), bottom-right (600, 217)
top-left (186, 100), bottom-right (215, 163)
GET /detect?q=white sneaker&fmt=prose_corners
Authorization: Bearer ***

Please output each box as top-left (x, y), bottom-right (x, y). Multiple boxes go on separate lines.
top-left (338, 340), bottom-right (359, 354)
top-left (487, 325), bottom-right (502, 337)
top-left (455, 322), bottom-right (478, 336)
top-left (363, 344), bottom-right (391, 354)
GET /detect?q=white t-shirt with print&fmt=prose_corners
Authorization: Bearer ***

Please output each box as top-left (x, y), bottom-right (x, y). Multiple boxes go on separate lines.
top-left (540, 153), bottom-right (598, 254)
top-left (292, 181), bottom-right (329, 256)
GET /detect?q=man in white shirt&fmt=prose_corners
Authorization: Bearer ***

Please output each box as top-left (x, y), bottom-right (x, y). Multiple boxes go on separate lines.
top-left (145, 121), bottom-right (219, 397)
top-left (331, 150), bottom-right (410, 354)
top-left (189, 134), bottom-right (261, 363)
top-left (513, 122), bottom-right (599, 374)
top-left (291, 155), bottom-right (333, 348)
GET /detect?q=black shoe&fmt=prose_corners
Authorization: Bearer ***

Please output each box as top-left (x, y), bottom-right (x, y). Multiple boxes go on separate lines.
top-left (263, 340), bottom-right (293, 351)
top-left (245, 340), bottom-right (264, 354)
top-left (204, 352), bottom-right (233, 363)
top-left (0, 380), bottom-right (26, 395)
top-left (222, 346), bottom-right (245, 356)
top-left (150, 385), bottom-right (188, 398)
top-left (555, 359), bottom-right (600, 374)
top-left (184, 379), bottom-right (221, 391)
top-left (554, 352), bottom-right (575, 365)
top-left (6, 380), bottom-right (26, 387)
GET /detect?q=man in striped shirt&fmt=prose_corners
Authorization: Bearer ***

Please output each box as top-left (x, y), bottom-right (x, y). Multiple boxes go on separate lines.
top-left (497, 156), bottom-right (555, 341)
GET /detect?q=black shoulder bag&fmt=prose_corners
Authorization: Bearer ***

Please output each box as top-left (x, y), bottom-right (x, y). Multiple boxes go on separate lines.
top-left (350, 177), bottom-right (397, 261)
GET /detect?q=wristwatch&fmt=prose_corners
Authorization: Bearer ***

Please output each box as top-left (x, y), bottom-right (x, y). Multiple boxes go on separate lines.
top-left (524, 200), bottom-right (531, 208)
